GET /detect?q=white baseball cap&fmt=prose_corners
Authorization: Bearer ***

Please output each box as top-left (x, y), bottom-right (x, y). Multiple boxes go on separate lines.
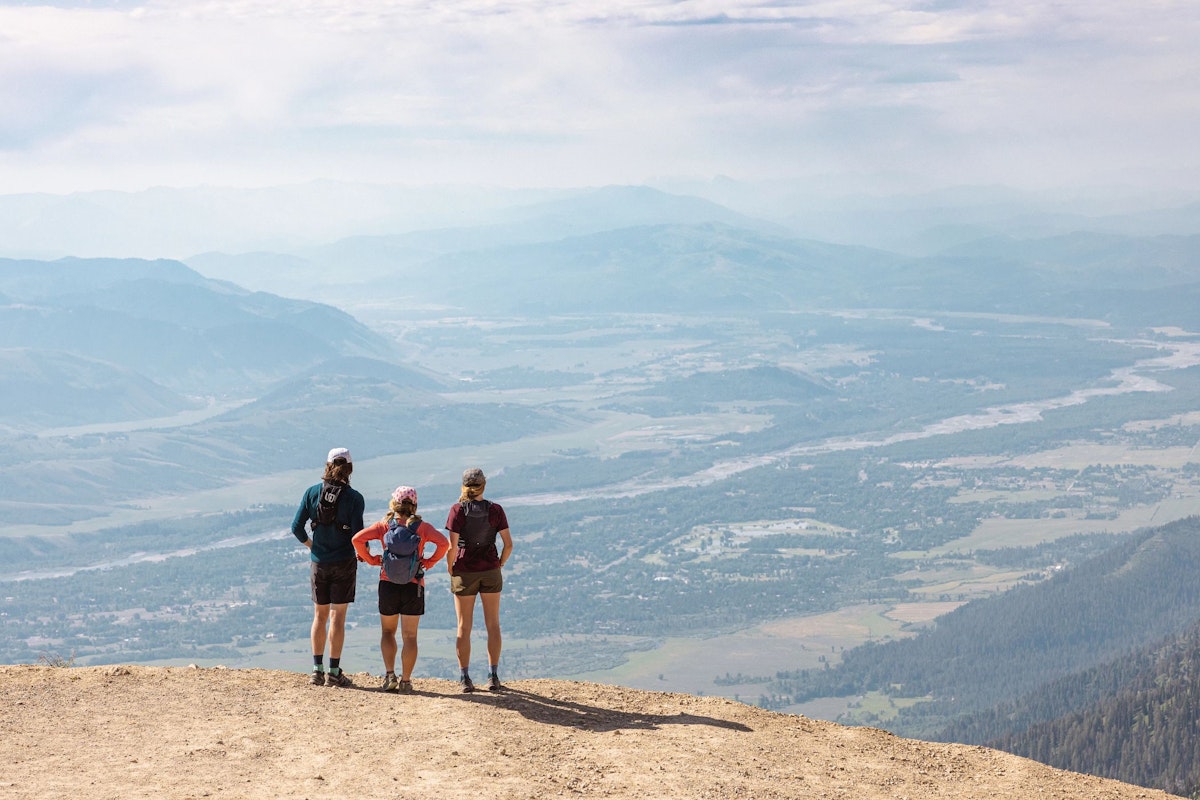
top-left (326, 447), bottom-right (352, 464)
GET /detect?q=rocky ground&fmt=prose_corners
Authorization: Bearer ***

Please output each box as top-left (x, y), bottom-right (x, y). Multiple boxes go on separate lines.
top-left (0, 665), bottom-right (1178, 799)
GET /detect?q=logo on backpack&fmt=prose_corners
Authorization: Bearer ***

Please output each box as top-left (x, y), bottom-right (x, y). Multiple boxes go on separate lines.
top-left (313, 480), bottom-right (345, 530)
top-left (381, 517), bottom-right (424, 584)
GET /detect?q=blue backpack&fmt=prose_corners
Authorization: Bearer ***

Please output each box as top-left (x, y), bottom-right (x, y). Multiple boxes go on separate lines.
top-left (381, 517), bottom-right (424, 584)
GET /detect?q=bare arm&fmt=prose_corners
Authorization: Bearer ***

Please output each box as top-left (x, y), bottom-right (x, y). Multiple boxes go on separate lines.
top-left (497, 528), bottom-right (513, 568)
top-left (446, 530), bottom-right (459, 573)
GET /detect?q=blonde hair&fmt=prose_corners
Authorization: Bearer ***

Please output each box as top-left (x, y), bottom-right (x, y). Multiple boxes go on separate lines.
top-left (385, 497), bottom-right (419, 525)
top-left (458, 481), bottom-right (485, 503)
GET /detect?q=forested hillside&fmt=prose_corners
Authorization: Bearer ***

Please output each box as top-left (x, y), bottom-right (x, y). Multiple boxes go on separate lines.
top-left (769, 517), bottom-right (1200, 739)
top-left (989, 621), bottom-right (1200, 797)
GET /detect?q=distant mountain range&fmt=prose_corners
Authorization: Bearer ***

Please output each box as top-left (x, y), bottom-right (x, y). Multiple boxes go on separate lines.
top-left (3, 180), bottom-right (1197, 260)
top-left (0, 257), bottom-right (397, 427)
top-left (179, 189), bottom-right (1200, 324)
top-left (4, 182), bottom-right (1196, 326)
top-left (6, 209), bottom-right (1197, 431)
top-left (184, 185), bottom-right (793, 297)
top-left (0, 258), bottom-right (566, 518)
top-left (382, 222), bottom-right (903, 313)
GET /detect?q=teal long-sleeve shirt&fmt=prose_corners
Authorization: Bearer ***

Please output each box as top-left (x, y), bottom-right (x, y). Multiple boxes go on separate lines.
top-left (291, 481), bottom-right (366, 563)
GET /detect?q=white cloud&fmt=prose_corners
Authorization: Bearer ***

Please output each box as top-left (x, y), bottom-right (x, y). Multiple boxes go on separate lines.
top-left (0, 0), bottom-right (1197, 194)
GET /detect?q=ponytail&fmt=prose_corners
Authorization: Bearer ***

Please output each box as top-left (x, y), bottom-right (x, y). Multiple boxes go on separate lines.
top-left (458, 482), bottom-right (485, 504)
top-left (385, 498), bottom-right (418, 525)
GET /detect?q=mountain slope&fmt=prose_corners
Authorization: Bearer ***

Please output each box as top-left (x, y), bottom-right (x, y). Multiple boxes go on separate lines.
top-left (0, 257), bottom-right (396, 400)
top-left (772, 517), bottom-right (1200, 738)
top-left (0, 348), bottom-right (196, 426)
top-left (492, 184), bottom-right (782, 235)
top-left (186, 185), bottom-right (778, 294)
top-left (0, 665), bottom-right (1176, 800)
top-left (937, 232), bottom-right (1200, 287)
top-left (406, 222), bottom-right (903, 313)
top-left (186, 357), bottom-right (562, 472)
top-left (206, 220), bottom-right (1200, 325)
top-left (897, 232), bottom-right (1200, 323)
top-left (984, 621), bottom-right (1200, 797)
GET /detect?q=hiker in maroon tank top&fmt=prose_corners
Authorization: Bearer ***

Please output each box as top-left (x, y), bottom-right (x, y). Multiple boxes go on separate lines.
top-left (444, 467), bottom-right (512, 692)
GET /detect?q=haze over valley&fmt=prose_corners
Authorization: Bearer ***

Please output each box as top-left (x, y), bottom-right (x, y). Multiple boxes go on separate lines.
top-left (4, 178), bottom-right (1200, 791)
top-left (5, 1), bottom-right (1200, 795)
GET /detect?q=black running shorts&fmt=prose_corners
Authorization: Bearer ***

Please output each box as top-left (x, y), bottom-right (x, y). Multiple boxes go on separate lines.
top-left (310, 558), bottom-right (357, 605)
top-left (378, 580), bottom-right (425, 617)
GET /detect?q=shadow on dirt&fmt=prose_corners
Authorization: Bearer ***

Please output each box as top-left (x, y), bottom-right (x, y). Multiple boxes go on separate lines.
top-left (451, 686), bottom-right (754, 732)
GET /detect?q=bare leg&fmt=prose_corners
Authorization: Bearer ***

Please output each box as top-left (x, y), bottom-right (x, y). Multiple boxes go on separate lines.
top-left (328, 602), bottom-right (350, 659)
top-left (380, 614), bottom-right (399, 674)
top-left (454, 593), bottom-right (477, 670)
top-left (480, 591), bottom-right (503, 669)
top-left (399, 614), bottom-right (421, 680)
top-left (311, 603), bottom-right (331, 658)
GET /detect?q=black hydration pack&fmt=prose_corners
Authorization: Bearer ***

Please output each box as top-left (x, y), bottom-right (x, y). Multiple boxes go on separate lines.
top-left (457, 499), bottom-right (496, 553)
top-left (311, 480), bottom-right (346, 531)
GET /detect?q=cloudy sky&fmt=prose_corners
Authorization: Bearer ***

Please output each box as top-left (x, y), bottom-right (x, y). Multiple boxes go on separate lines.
top-left (2, 0), bottom-right (1198, 196)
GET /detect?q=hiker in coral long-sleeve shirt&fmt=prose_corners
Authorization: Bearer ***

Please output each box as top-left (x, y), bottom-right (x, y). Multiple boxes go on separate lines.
top-left (352, 485), bottom-right (449, 693)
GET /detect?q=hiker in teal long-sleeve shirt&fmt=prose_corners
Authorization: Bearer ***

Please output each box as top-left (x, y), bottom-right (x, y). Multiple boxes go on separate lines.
top-left (291, 447), bottom-right (365, 686)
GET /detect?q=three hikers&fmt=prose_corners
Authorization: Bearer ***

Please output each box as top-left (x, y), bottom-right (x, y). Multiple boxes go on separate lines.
top-left (293, 454), bottom-right (513, 693)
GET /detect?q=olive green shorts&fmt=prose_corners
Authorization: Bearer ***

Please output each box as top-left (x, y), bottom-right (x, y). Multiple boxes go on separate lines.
top-left (450, 568), bottom-right (503, 596)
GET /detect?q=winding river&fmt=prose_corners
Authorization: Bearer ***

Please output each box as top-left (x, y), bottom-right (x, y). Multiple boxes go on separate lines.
top-left (9, 337), bottom-right (1200, 581)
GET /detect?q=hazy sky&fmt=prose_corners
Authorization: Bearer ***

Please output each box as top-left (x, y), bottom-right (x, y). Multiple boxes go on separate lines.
top-left (2, 0), bottom-right (1198, 195)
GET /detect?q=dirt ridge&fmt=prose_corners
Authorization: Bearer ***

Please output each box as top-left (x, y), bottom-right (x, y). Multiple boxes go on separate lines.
top-left (0, 665), bottom-right (1176, 799)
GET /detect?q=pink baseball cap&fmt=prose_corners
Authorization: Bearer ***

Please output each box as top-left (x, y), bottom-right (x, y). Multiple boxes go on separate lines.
top-left (391, 485), bottom-right (418, 505)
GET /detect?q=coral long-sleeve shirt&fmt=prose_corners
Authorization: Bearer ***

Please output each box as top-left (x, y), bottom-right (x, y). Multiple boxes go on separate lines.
top-left (352, 518), bottom-right (449, 586)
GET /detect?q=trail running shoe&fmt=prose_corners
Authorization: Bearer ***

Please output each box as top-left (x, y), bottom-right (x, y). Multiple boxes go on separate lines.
top-left (487, 673), bottom-right (503, 692)
top-left (382, 673), bottom-right (399, 693)
top-left (310, 669), bottom-right (325, 686)
top-left (326, 669), bottom-right (352, 688)
top-left (398, 679), bottom-right (414, 694)
top-left (459, 674), bottom-right (475, 693)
